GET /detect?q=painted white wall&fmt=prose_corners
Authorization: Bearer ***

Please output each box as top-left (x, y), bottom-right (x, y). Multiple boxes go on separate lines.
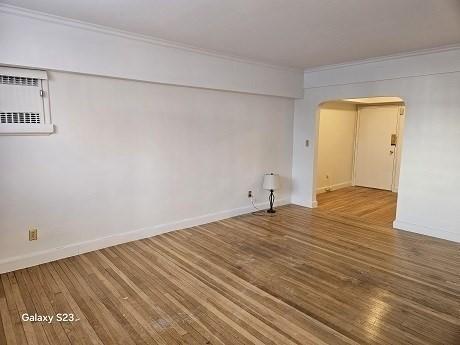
top-left (0, 71), bottom-right (294, 273)
top-left (0, 6), bottom-right (303, 98)
top-left (316, 103), bottom-right (356, 193)
top-left (292, 47), bottom-right (460, 242)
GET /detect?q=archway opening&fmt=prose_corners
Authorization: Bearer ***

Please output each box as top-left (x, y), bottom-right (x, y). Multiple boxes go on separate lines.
top-left (314, 96), bottom-right (405, 226)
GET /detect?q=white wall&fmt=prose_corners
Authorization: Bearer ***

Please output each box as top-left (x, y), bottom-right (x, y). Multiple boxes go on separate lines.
top-left (316, 103), bottom-right (357, 193)
top-left (0, 71), bottom-right (294, 273)
top-left (0, 4), bottom-right (299, 273)
top-left (292, 47), bottom-right (460, 243)
top-left (0, 5), bottom-right (303, 98)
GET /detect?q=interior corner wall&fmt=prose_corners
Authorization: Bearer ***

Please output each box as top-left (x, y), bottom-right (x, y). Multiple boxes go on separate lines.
top-left (316, 103), bottom-right (357, 193)
top-left (0, 5), bottom-right (302, 273)
top-left (291, 47), bottom-right (460, 243)
top-left (0, 71), bottom-right (295, 273)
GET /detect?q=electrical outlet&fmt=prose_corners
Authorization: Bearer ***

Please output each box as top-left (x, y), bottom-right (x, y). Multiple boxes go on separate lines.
top-left (29, 228), bottom-right (38, 241)
top-left (248, 191), bottom-right (252, 198)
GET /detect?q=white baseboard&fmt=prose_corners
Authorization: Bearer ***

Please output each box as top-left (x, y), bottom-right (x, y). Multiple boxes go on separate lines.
top-left (0, 199), bottom-right (289, 274)
top-left (393, 220), bottom-right (460, 243)
top-left (290, 199), bottom-right (317, 208)
top-left (316, 181), bottom-right (352, 194)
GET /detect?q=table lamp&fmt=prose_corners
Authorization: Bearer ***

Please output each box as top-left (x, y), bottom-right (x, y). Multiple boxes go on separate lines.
top-left (263, 173), bottom-right (280, 213)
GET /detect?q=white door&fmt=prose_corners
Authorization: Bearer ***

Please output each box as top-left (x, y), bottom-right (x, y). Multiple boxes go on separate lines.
top-left (354, 105), bottom-right (399, 190)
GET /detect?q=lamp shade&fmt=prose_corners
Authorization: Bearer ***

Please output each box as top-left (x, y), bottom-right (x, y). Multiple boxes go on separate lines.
top-left (263, 173), bottom-right (280, 190)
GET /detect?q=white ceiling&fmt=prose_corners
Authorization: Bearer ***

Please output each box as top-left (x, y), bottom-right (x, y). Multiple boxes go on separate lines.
top-left (2, 0), bottom-right (460, 69)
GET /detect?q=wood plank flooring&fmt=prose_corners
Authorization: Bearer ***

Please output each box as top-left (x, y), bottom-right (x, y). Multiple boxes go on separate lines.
top-left (1, 205), bottom-right (459, 344)
top-left (317, 187), bottom-right (397, 226)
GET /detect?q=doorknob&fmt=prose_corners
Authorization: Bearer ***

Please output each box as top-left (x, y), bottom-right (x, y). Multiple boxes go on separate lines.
top-left (390, 150), bottom-right (394, 155)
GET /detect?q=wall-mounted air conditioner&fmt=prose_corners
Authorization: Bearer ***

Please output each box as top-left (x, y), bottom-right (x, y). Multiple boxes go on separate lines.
top-left (0, 66), bottom-right (54, 135)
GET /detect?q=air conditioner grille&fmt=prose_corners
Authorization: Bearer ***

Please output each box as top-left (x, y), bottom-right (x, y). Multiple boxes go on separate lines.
top-left (0, 112), bottom-right (41, 124)
top-left (0, 75), bottom-right (39, 87)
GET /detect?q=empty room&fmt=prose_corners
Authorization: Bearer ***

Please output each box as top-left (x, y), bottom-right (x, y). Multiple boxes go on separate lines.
top-left (0, 1), bottom-right (459, 344)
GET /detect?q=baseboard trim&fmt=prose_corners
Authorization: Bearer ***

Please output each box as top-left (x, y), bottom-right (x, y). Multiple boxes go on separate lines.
top-left (0, 199), bottom-right (289, 274)
top-left (290, 199), bottom-right (317, 208)
top-left (393, 220), bottom-right (459, 243)
top-left (316, 181), bottom-right (352, 194)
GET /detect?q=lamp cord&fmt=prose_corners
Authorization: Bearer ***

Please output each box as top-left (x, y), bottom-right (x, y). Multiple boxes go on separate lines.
top-left (250, 196), bottom-right (260, 211)
top-left (250, 195), bottom-right (276, 217)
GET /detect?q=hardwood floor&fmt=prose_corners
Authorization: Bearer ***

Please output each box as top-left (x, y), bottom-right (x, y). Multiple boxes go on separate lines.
top-left (316, 186), bottom-right (397, 226)
top-left (1, 205), bottom-right (459, 344)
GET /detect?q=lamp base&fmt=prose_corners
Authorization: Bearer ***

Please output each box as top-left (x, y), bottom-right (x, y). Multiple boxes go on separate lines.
top-left (267, 189), bottom-right (276, 214)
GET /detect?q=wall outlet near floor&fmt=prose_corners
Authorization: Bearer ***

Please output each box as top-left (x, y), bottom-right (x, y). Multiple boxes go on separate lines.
top-left (248, 191), bottom-right (252, 198)
top-left (325, 174), bottom-right (331, 192)
top-left (29, 228), bottom-right (38, 241)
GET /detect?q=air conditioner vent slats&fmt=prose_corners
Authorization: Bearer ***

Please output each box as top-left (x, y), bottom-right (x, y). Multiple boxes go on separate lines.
top-left (0, 75), bottom-right (39, 87)
top-left (0, 112), bottom-right (41, 124)
top-left (0, 67), bottom-right (53, 135)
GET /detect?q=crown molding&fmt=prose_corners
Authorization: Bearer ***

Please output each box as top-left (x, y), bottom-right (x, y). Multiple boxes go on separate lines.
top-left (304, 44), bottom-right (460, 74)
top-left (3, 3), bottom-right (458, 76)
top-left (0, 3), bottom-right (301, 73)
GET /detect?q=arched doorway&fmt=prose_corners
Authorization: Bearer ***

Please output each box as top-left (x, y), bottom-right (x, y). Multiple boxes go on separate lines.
top-left (313, 96), bottom-right (405, 226)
